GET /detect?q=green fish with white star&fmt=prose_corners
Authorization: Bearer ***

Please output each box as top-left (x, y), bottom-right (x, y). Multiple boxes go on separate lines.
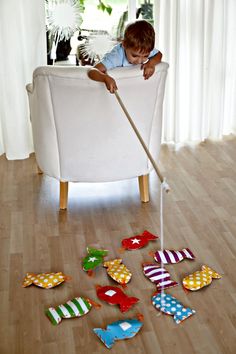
top-left (82, 247), bottom-right (108, 275)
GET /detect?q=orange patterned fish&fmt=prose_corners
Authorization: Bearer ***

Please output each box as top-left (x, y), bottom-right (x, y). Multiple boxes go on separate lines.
top-left (22, 272), bottom-right (70, 289)
top-left (183, 265), bottom-right (221, 291)
top-left (103, 259), bottom-right (132, 285)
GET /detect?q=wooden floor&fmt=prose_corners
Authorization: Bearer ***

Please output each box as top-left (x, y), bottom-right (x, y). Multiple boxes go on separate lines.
top-left (0, 136), bottom-right (236, 354)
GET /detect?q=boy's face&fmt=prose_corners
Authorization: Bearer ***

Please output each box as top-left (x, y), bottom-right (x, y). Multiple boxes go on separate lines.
top-left (124, 47), bottom-right (150, 65)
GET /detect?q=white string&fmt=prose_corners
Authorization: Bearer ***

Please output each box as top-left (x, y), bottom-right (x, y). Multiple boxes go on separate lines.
top-left (160, 179), bottom-right (168, 305)
top-left (160, 181), bottom-right (165, 252)
top-left (155, 178), bottom-right (167, 317)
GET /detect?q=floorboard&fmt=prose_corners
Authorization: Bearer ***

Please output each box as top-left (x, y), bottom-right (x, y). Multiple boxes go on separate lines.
top-left (0, 136), bottom-right (236, 353)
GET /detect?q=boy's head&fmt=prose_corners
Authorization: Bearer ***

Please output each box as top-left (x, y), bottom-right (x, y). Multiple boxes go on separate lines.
top-left (122, 20), bottom-right (155, 65)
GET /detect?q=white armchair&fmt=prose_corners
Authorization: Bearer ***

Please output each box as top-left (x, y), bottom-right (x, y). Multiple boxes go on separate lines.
top-left (26, 63), bottom-right (168, 209)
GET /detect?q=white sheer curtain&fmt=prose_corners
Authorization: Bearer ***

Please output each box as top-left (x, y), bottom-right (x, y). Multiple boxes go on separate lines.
top-left (0, 0), bottom-right (46, 160)
top-left (155, 0), bottom-right (236, 144)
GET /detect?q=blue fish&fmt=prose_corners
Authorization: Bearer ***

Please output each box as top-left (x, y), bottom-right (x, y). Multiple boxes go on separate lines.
top-left (152, 292), bottom-right (195, 324)
top-left (93, 316), bottom-right (143, 349)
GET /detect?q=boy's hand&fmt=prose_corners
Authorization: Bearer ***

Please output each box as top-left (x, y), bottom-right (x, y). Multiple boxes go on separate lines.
top-left (88, 65), bottom-right (118, 93)
top-left (104, 75), bottom-right (118, 93)
top-left (141, 62), bottom-right (155, 80)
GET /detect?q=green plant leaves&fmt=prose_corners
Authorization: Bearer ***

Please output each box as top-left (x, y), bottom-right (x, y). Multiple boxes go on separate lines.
top-left (97, 1), bottom-right (112, 15)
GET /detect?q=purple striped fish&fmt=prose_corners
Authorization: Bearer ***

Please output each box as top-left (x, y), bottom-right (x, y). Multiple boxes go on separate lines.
top-left (143, 264), bottom-right (178, 290)
top-left (153, 248), bottom-right (195, 264)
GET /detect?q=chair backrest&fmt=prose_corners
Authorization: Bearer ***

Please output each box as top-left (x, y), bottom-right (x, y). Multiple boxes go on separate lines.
top-left (27, 63), bottom-right (168, 182)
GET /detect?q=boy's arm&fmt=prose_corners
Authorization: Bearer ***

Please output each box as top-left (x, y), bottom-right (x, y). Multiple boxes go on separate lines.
top-left (148, 51), bottom-right (162, 67)
top-left (142, 51), bottom-right (163, 80)
top-left (88, 63), bottom-right (118, 93)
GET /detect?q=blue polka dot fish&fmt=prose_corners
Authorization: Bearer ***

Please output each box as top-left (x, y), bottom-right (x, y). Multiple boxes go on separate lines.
top-left (152, 292), bottom-right (195, 324)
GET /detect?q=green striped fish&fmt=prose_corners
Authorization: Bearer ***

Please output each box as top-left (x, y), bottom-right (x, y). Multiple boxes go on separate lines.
top-left (45, 297), bottom-right (92, 325)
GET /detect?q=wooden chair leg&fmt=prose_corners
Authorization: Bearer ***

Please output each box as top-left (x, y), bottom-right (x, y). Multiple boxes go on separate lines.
top-left (60, 182), bottom-right (68, 210)
top-left (37, 165), bottom-right (43, 174)
top-left (138, 175), bottom-right (149, 203)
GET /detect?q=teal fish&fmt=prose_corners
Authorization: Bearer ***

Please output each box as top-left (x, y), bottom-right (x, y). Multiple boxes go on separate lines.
top-left (94, 315), bottom-right (143, 349)
top-left (152, 292), bottom-right (195, 324)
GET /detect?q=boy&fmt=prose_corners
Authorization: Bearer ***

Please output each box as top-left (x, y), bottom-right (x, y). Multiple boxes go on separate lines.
top-left (88, 20), bottom-right (162, 93)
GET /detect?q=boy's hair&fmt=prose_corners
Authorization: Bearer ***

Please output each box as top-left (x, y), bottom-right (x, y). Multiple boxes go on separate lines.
top-left (123, 20), bottom-right (155, 53)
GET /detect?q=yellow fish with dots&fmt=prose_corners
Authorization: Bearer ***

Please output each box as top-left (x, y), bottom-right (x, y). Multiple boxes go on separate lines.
top-left (22, 272), bottom-right (71, 289)
top-left (183, 265), bottom-right (222, 291)
top-left (103, 259), bottom-right (132, 286)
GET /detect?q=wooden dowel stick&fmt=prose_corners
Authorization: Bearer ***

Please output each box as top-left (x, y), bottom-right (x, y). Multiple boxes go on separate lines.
top-left (114, 91), bottom-right (168, 190)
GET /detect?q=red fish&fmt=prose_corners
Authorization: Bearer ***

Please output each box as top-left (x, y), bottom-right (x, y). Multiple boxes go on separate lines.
top-left (121, 230), bottom-right (158, 251)
top-left (96, 285), bottom-right (139, 313)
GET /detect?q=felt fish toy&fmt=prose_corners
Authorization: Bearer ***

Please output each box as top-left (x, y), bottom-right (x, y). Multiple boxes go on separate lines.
top-left (182, 265), bottom-right (222, 291)
top-left (93, 314), bottom-right (144, 349)
top-left (121, 230), bottom-right (158, 251)
top-left (45, 296), bottom-right (100, 325)
top-left (152, 292), bottom-right (195, 324)
top-left (96, 285), bottom-right (139, 313)
top-left (152, 248), bottom-right (195, 264)
top-left (103, 259), bottom-right (132, 286)
top-left (22, 272), bottom-right (70, 289)
top-left (143, 263), bottom-right (178, 290)
top-left (82, 247), bottom-right (108, 275)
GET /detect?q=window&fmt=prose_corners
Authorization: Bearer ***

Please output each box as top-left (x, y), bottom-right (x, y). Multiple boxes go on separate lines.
top-left (81, 0), bottom-right (128, 35)
top-left (137, 0), bottom-right (154, 25)
top-left (47, 0), bottom-right (156, 64)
